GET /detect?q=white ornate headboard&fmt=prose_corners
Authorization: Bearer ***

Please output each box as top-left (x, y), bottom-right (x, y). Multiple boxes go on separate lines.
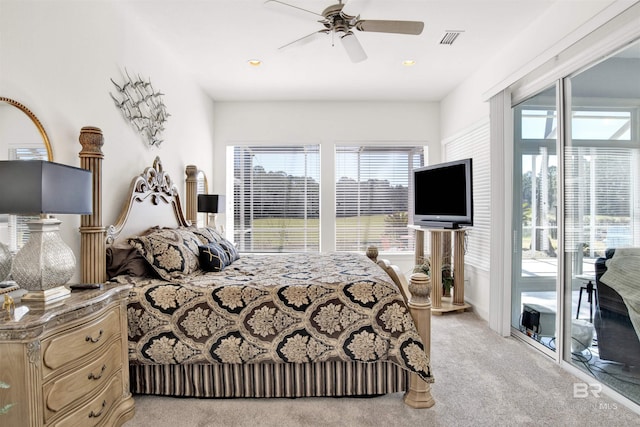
top-left (78, 127), bottom-right (191, 283)
top-left (106, 156), bottom-right (190, 247)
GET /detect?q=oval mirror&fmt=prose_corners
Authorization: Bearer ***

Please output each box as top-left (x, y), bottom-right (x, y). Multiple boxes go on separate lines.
top-left (0, 97), bottom-right (52, 161)
top-left (0, 97), bottom-right (53, 255)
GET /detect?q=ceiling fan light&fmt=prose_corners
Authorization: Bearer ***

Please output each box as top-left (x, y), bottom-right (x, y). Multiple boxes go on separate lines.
top-left (247, 59), bottom-right (262, 67)
top-left (340, 32), bottom-right (367, 63)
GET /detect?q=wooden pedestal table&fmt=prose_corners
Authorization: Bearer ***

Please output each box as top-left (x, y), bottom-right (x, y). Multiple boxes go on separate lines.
top-left (411, 226), bottom-right (472, 315)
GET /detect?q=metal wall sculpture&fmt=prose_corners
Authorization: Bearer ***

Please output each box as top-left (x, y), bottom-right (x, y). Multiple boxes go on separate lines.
top-left (110, 70), bottom-right (170, 147)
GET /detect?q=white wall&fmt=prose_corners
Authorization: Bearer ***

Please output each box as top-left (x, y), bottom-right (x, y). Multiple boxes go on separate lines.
top-left (212, 100), bottom-right (440, 273)
top-left (441, 0), bottom-right (623, 137)
top-left (439, 0), bottom-right (630, 321)
top-left (0, 0), bottom-right (215, 282)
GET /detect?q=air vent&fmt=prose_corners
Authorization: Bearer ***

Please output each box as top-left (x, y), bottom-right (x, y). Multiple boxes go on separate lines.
top-left (440, 31), bottom-right (464, 45)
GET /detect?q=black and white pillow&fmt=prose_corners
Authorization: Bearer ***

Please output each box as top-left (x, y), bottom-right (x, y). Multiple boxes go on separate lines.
top-left (188, 226), bottom-right (224, 245)
top-left (218, 238), bottom-right (240, 264)
top-left (199, 242), bottom-right (229, 272)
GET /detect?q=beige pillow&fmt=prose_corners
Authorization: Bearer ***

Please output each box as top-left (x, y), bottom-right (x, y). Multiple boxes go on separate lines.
top-left (127, 228), bottom-right (201, 281)
top-left (187, 226), bottom-right (224, 245)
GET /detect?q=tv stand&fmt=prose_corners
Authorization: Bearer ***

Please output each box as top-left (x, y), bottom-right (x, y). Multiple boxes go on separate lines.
top-left (417, 221), bottom-right (460, 229)
top-left (409, 225), bottom-right (472, 315)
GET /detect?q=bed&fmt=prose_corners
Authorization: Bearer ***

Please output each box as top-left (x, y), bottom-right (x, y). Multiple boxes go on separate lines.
top-left (77, 127), bottom-right (434, 408)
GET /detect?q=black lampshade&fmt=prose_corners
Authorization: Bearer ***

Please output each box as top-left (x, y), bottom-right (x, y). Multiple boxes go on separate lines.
top-left (0, 160), bottom-right (93, 215)
top-left (198, 194), bottom-right (225, 214)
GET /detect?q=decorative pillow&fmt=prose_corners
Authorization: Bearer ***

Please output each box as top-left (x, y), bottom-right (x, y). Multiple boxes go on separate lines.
top-left (106, 246), bottom-right (156, 279)
top-left (198, 243), bottom-right (229, 272)
top-left (127, 228), bottom-right (202, 281)
top-left (187, 226), bottom-right (224, 245)
top-left (218, 238), bottom-right (240, 264)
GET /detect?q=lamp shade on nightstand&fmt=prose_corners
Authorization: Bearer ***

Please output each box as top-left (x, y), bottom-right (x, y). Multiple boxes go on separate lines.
top-left (198, 194), bottom-right (225, 231)
top-left (197, 194), bottom-right (225, 214)
top-left (0, 161), bottom-right (93, 215)
top-left (0, 161), bottom-right (92, 297)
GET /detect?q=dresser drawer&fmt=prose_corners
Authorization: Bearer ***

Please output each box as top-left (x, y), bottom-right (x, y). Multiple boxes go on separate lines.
top-left (51, 374), bottom-right (123, 427)
top-left (43, 308), bottom-right (120, 372)
top-left (45, 340), bottom-right (123, 416)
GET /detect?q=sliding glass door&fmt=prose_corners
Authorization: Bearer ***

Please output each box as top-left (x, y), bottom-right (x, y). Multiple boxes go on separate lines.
top-left (564, 41), bottom-right (640, 406)
top-left (512, 86), bottom-right (559, 356)
top-left (512, 39), bottom-right (640, 406)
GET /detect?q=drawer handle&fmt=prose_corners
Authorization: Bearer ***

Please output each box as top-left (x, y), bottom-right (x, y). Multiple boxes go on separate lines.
top-left (88, 400), bottom-right (106, 418)
top-left (86, 329), bottom-right (103, 343)
top-left (88, 364), bottom-right (107, 380)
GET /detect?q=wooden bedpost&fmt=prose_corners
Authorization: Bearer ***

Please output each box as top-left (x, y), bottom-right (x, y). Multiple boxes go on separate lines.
top-left (78, 126), bottom-right (106, 284)
top-left (185, 165), bottom-right (198, 225)
top-left (365, 245), bottom-right (378, 262)
top-left (404, 272), bottom-right (435, 408)
top-left (373, 258), bottom-right (435, 408)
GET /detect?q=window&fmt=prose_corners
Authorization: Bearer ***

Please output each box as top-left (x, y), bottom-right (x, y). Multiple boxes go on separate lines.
top-left (335, 145), bottom-right (424, 252)
top-left (9, 147), bottom-right (49, 160)
top-left (232, 145), bottom-right (320, 252)
top-left (196, 170), bottom-right (208, 228)
top-left (516, 104), bottom-right (559, 269)
top-left (564, 107), bottom-right (638, 257)
top-left (562, 40), bottom-right (640, 406)
top-left (444, 121), bottom-right (491, 271)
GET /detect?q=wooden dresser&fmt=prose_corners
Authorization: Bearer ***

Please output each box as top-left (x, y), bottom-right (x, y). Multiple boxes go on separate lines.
top-left (0, 284), bottom-right (134, 426)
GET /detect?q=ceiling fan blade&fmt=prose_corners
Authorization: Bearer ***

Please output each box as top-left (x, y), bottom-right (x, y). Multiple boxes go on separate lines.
top-left (264, 0), bottom-right (324, 18)
top-left (355, 20), bottom-right (424, 35)
top-left (278, 30), bottom-right (328, 50)
top-left (340, 32), bottom-right (367, 63)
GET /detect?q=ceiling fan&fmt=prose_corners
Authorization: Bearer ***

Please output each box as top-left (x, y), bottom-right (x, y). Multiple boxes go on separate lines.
top-left (265, 0), bottom-right (424, 63)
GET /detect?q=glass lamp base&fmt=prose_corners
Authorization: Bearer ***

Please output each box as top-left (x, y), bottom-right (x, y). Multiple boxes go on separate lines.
top-left (11, 218), bottom-right (75, 291)
top-left (0, 242), bottom-right (11, 282)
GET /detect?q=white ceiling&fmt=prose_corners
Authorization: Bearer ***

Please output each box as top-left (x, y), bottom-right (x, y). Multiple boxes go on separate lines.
top-left (120, 0), bottom-right (559, 101)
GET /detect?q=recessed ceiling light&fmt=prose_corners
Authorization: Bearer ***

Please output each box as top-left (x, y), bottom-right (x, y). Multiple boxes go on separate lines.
top-left (402, 60), bottom-right (416, 67)
top-left (247, 59), bottom-right (262, 67)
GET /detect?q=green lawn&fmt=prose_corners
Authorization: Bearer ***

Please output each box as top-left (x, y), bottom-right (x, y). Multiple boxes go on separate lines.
top-left (242, 214), bottom-right (407, 251)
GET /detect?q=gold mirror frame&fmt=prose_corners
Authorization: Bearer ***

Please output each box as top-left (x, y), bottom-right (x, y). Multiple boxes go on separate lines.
top-left (0, 96), bottom-right (53, 160)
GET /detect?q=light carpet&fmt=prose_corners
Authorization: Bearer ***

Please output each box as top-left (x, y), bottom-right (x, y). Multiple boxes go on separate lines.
top-left (124, 311), bottom-right (639, 426)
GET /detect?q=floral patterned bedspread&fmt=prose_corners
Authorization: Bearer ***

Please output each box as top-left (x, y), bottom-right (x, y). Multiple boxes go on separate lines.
top-left (114, 252), bottom-right (433, 382)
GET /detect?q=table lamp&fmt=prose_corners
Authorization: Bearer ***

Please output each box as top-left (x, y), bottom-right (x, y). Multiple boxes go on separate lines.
top-left (197, 194), bottom-right (225, 231)
top-left (0, 241), bottom-right (10, 283)
top-left (0, 160), bottom-right (92, 302)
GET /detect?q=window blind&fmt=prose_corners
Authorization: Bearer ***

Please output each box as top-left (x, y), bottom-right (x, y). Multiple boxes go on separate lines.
top-left (564, 108), bottom-right (637, 254)
top-left (232, 145), bottom-right (320, 252)
top-left (335, 145), bottom-right (424, 252)
top-left (10, 147), bottom-right (48, 160)
top-left (444, 122), bottom-right (491, 271)
top-left (565, 147), bottom-right (636, 251)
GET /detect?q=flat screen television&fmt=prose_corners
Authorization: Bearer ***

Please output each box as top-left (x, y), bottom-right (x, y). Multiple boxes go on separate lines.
top-left (413, 158), bottom-right (473, 229)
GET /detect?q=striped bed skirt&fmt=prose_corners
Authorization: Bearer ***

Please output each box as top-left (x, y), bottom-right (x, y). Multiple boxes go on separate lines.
top-left (130, 361), bottom-right (410, 398)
